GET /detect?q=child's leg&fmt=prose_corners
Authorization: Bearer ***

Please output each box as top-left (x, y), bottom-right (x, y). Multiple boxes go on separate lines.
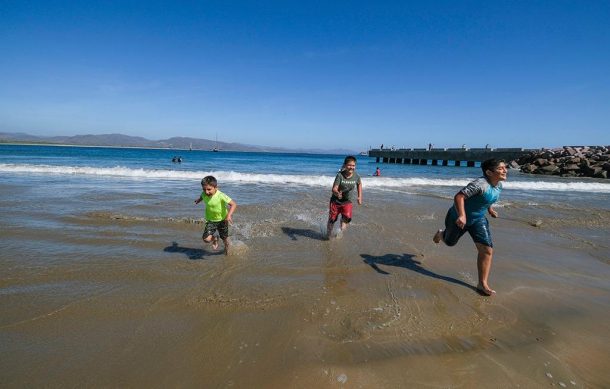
top-left (327, 201), bottom-right (339, 239)
top-left (435, 211), bottom-right (465, 246)
top-left (340, 219), bottom-right (349, 231)
top-left (475, 242), bottom-right (495, 295)
top-left (339, 203), bottom-right (353, 231)
top-left (222, 237), bottom-right (230, 255)
top-left (202, 222), bottom-right (219, 249)
top-left (326, 221), bottom-right (335, 239)
top-left (202, 234), bottom-right (219, 248)
top-left (218, 220), bottom-right (229, 253)
top-left (468, 218), bottom-right (495, 295)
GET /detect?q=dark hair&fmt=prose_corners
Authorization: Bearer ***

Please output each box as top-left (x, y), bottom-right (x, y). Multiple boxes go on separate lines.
top-left (344, 155), bottom-right (357, 165)
top-left (481, 159), bottom-right (505, 176)
top-left (201, 175), bottom-right (218, 187)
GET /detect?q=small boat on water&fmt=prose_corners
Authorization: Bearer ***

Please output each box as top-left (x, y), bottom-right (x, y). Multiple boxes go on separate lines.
top-left (359, 151), bottom-right (368, 156)
top-left (212, 134), bottom-right (219, 152)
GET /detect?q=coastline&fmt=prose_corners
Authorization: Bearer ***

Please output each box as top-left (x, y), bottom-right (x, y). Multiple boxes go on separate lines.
top-left (0, 140), bottom-right (356, 155)
top-left (0, 141), bottom-right (207, 152)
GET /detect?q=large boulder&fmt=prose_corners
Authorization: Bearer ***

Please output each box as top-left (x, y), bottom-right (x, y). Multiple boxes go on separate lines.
top-left (538, 164), bottom-right (560, 175)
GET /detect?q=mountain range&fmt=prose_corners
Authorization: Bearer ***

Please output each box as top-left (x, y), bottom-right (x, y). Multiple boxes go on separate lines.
top-left (0, 132), bottom-right (357, 155)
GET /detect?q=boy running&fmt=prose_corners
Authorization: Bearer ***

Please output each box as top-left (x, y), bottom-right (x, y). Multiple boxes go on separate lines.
top-left (433, 159), bottom-right (507, 296)
top-left (327, 155), bottom-right (363, 239)
top-left (195, 176), bottom-right (237, 255)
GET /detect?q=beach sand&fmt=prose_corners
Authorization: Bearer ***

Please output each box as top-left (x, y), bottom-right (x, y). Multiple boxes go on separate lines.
top-left (1, 182), bottom-right (609, 388)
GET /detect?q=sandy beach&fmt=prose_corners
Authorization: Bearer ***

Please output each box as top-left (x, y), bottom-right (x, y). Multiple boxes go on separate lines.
top-left (1, 175), bottom-right (609, 388)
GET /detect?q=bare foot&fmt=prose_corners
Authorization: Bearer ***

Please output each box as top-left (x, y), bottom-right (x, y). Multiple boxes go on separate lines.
top-left (476, 284), bottom-right (496, 296)
top-left (212, 237), bottom-right (219, 250)
top-left (433, 229), bottom-right (443, 244)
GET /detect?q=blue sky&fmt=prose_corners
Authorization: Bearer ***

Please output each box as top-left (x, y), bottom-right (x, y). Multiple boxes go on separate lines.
top-left (1, 0), bottom-right (609, 151)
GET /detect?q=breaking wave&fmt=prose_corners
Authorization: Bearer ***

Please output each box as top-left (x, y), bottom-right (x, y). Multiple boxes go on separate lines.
top-left (1, 163), bottom-right (609, 193)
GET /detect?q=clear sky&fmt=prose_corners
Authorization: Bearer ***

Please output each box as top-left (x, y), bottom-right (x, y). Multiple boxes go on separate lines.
top-left (1, 1), bottom-right (609, 151)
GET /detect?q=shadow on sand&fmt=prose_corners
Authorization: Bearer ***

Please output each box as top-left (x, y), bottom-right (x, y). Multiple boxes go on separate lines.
top-left (361, 253), bottom-right (478, 293)
top-left (163, 241), bottom-right (221, 260)
top-left (281, 227), bottom-right (326, 241)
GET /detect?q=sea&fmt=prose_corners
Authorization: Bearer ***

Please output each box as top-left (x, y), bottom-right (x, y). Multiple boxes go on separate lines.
top-left (1, 144), bottom-right (609, 387)
top-left (2, 144), bottom-right (609, 201)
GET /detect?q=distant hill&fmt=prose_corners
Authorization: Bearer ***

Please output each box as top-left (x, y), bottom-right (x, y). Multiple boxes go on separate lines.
top-left (0, 132), bottom-right (356, 155)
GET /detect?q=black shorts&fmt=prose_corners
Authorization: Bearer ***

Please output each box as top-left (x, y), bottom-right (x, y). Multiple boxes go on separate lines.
top-left (202, 220), bottom-right (229, 240)
top-left (443, 211), bottom-right (493, 248)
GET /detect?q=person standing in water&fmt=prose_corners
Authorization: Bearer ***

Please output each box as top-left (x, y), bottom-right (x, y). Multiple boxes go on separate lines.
top-left (433, 159), bottom-right (507, 296)
top-left (327, 156), bottom-right (363, 239)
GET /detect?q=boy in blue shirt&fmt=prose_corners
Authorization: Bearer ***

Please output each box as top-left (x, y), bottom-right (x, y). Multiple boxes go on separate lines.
top-left (195, 176), bottom-right (237, 255)
top-left (433, 159), bottom-right (507, 296)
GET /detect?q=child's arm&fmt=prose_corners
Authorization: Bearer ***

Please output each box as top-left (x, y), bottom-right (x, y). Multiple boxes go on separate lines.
top-left (357, 182), bottom-right (363, 205)
top-left (225, 200), bottom-right (237, 223)
top-left (194, 196), bottom-right (202, 204)
top-left (332, 184), bottom-right (342, 199)
top-left (488, 206), bottom-right (498, 218)
top-left (453, 192), bottom-right (467, 229)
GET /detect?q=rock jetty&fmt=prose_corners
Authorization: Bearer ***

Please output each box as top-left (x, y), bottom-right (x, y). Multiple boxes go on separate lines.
top-left (510, 146), bottom-right (609, 179)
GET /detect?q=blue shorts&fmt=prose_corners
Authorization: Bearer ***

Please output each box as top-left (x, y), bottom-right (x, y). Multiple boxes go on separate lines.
top-left (442, 211), bottom-right (493, 248)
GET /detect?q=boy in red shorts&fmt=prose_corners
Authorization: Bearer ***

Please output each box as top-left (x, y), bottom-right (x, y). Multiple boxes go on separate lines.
top-left (327, 156), bottom-right (363, 239)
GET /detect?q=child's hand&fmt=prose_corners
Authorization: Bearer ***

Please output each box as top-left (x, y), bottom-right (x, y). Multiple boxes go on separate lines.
top-left (194, 198), bottom-right (201, 205)
top-left (455, 215), bottom-right (467, 229)
top-left (336, 191), bottom-right (342, 199)
top-left (357, 197), bottom-right (362, 205)
top-left (488, 208), bottom-right (498, 218)
top-left (225, 214), bottom-right (233, 225)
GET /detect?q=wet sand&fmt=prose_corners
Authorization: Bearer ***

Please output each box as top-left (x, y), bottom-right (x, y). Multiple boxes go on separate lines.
top-left (1, 182), bottom-right (609, 388)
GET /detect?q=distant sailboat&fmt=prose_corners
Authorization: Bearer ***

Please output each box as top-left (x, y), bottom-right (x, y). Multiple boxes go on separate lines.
top-left (212, 134), bottom-right (219, 152)
top-left (189, 142), bottom-right (192, 151)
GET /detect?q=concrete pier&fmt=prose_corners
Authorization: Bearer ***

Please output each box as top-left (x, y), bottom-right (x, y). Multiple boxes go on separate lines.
top-left (367, 147), bottom-right (537, 167)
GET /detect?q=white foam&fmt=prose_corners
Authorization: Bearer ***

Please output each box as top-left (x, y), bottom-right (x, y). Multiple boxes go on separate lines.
top-left (2, 163), bottom-right (610, 193)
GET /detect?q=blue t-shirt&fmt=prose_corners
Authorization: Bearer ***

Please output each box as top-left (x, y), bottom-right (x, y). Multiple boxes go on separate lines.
top-left (449, 177), bottom-right (502, 225)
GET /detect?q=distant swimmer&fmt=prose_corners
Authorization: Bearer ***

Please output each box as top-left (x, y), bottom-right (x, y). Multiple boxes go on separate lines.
top-left (432, 159), bottom-right (507, 296)
top-left (172, 156), bottom-right (177, 163)
top-left (327, 155), bottom-right (362, 240)
top-left (373, 167), bottom-right (381, 177)
top-left (194, 175), bottom-right (237, 255)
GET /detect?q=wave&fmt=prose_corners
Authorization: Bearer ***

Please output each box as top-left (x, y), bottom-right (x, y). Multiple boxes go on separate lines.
top-left (1, 163), bottom-right (610, 193)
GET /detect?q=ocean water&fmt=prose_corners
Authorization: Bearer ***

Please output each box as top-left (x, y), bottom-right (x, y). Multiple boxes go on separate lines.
top-left (1, 144), bottom-right (609, 203)
top-left (1, 144), bottom-right (610, 387)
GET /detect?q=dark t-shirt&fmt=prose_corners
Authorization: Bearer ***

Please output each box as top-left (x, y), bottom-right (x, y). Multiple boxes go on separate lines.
top-left (330, 171), bottom-right (362, 204)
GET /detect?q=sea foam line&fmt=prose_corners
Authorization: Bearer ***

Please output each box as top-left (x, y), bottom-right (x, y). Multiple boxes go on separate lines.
top-left (1, 163), bottom-right (609, 193)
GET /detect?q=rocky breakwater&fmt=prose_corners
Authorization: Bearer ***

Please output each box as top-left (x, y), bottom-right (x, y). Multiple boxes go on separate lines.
top-left (510, 146), bottom-right (610, 179)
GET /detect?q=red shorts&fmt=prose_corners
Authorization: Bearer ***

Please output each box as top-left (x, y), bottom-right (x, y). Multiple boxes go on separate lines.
top-left (328, 201), bottom-right (353, 223)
